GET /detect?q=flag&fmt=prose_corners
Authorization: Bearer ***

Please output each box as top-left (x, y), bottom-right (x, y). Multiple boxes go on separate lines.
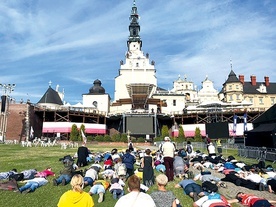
top-left (233, 114), bottom-right (237, 134)
top-left (81, 129), bottom-right (87, 144)
top-left (243, 113), bottom-right (247, 132)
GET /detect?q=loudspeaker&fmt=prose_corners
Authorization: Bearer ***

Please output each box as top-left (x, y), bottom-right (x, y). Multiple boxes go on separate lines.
top-left (1, 96), bottom-right (7, 112)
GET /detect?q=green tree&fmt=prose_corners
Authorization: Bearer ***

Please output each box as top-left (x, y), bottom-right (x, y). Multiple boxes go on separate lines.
top-left (120, 134), bottom-right (128, 143)
top-left (194, 127), bottom-right (202, 142)
top-left (70, 124), bottom-right (79, 141)
top-left (78, 124), bottom-right (86, 142)
top-left (111, 134), bottom-right (121, 142)
top-left (104, 135), bottom-right (111, 142)
top-left (95, 135), bottom-right (104, 142)
top-left (161, 125), bottom-right (169, 138)
top-left (177, 125), bottom-right (185, 143)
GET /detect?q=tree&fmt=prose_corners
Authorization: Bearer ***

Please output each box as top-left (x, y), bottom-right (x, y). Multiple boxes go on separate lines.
top-left (178, 125), bottom-right (185, 143)
top-left (120, 134), bottom-right (128, 143)
top-left (78, 124), bottom-right (86, 142)
top-left (194, 127), bottom-right (202, 142)
top-left (70, 124), bottom-right (79, 141)
top-left (161, 125), bottom-right (169, 138)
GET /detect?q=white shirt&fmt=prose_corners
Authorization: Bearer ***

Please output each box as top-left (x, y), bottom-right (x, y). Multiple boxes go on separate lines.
top-left (208, 145), bottom-right (216, 154)
top-left (114, 191), bottom-right (156, 207)
top-left (195, 195), bottom-right (226, 207)
top-left (84, 168), bottom-right (98, 180)
top-left (161, 141), bottom-right (175, 158)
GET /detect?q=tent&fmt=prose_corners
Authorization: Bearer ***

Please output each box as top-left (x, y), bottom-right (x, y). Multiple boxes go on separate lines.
top-left (245, 122), bottom-right (276, 148)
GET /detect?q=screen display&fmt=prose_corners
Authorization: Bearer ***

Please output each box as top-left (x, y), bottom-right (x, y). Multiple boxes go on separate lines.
top-left (205, 122), bottom-right (229, 138)
top-left (126, 116), bottom-right (154, 134)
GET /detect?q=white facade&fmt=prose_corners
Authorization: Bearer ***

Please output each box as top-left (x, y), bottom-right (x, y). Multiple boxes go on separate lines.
top-left (83, 94), bottom-right (110, 115)
top-left (171, 75), bottom-right (199, 102)
top-left (198, 76), bottom-right (220, 103)
top-left (152, 93), bottom-right (186, 114)
top-left (114, 42), bottom-right (157, 102)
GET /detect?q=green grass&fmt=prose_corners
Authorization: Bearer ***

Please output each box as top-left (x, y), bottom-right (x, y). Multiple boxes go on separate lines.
top-left (0, 144), bottom-right (275, 207)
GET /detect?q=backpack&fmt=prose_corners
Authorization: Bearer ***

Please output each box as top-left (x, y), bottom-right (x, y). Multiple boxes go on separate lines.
top-left (9, 173), bottom-right (24, 181)
top-left (202, 181), bottom-right (218, 193)
top-left (186, 144), bottom-right (192, 154)
top-left (117, 164), bottom-right (127, 176)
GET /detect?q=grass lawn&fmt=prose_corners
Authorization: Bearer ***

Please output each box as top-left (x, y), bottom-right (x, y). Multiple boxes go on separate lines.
top-left (0, 143), bottom-right (274, 207)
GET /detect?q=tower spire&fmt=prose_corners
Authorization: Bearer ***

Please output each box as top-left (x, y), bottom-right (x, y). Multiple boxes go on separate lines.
top-left (128, 0), bottom-right (142, 46)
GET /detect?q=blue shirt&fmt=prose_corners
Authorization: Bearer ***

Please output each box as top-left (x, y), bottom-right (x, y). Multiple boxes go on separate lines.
top-left (179, 179), bottom-right (195, 188)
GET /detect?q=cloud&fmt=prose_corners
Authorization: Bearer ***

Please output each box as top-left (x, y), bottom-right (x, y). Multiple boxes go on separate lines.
top-left (0, 0), bottom-right (275, 104)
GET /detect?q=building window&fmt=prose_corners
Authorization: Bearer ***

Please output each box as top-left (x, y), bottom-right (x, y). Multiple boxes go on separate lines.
top-left (236, 94), bottom-right (240, 100)
top-left (249, 98), bottom-right (253, 103)
top-left (136, 63), bottom-right (139, 67)
top-left (229, 85), bottom-right (232, 90)
top-left (229, 95), bottom-right (233, 101)
top-left (236, 85), bottom-right (239, 90)
top-left (259, 97), bottom-right (263, 104)
top-left (173, 100), bottom-right (176, 106)
top-left (271, 97), bottom-right (275, 105)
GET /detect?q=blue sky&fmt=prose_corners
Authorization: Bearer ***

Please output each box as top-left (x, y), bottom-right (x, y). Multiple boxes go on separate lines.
top-left (1, 0), bottom-right (276, 105)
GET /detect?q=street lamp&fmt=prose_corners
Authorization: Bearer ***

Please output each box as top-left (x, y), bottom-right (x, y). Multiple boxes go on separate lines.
top-left (0, 83), bottom-right (16, 143)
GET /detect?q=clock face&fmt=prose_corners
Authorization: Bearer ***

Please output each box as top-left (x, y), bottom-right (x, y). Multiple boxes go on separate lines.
top-left (92, 101), bottom-right (98, 107)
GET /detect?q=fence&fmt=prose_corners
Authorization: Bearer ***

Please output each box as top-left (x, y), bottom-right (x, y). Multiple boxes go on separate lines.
top-left (238, 146), bottom-right (276, 163)
top-left (154, 141), bottom-right (240, 154)
top-left (154, 141), bottom-right (276, 163)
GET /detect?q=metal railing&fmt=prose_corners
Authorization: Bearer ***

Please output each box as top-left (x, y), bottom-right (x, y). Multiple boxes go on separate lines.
top-left (238, 146), bottom-right (276, 163)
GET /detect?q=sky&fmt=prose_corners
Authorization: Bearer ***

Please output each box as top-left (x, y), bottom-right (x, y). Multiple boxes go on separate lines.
top-left (0, 0), bottom-right (276, 105)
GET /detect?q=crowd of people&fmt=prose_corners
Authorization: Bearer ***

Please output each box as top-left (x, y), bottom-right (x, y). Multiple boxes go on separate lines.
top-left (1, 137), bottom-right (276, 207)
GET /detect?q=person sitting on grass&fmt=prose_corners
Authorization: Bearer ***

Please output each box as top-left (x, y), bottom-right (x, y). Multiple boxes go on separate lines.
top-left (16, 177), bottom-right (48, 194)
top-left (88, 179), bottom-right (110, 203)
top-left (53, 158), bottom-right (75, 186)
top-left (228, 192), bottom-right (276, 207)
top-left (151, 174), bottom-right (181, 207)
top-left (114, 175), bottom-right (156, 207)
top-left (174, 178), bottom-right (205, 201)
top-left (57, 174), bottom-right (94, 207)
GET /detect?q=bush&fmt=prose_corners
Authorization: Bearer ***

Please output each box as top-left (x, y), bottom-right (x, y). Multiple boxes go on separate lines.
top-left (120, 134), bottom-right (128, 143)
top-left (95, 135), bottom-right (104, 142)
top-left (104, 135), bottom-right (111, 142)
top-left (87, 136), bottom-right (94, 142)
top-left (111, 134), bottom-right (121, 142)
top-left (137, 137), bottom-right (144, 143)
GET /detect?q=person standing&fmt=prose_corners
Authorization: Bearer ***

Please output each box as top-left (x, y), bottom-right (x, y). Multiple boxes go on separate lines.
top-left (216, 139), bottom-right (222, 155)
top-left (161, 136), bottom-right (176, 182)
top-left (207, 142), bottom-right (216, 157)
top-left (57, 174), bottom-right (94, 207)
top-left (77, 143), bottom-right (89, 167)
top-left (122, 149), bottom-right (136, 178)
top-left (128, 141), bottom-right (134, 152)
top-left (141, 148), bottom-right (154, 187)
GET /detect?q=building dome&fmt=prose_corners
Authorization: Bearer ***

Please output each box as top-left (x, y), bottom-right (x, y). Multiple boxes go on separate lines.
top-left (89, 79), bottom-right (105, 94)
